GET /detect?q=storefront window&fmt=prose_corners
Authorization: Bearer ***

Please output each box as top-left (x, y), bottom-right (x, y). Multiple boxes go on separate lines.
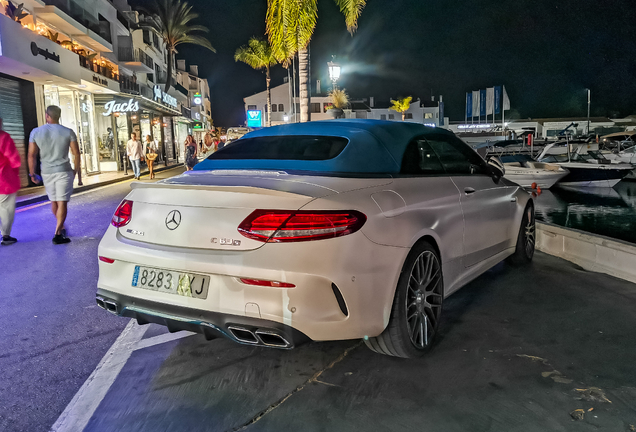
top-left (140, 115), bottom-right (152, 145)
top-left (77, 93), bottom-right (98, 174)
top-left (95, 103), bottom-right (116, 166)
top-left (43, 85), bottom-right (99, 175)
top-left (115, 114), bottom-right (129, 167)
top-left (152, 116), bottom-right (163, 162)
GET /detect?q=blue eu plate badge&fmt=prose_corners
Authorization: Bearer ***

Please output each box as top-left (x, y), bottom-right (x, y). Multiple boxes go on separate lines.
top-left (132, 266), bottom-right (140, 287)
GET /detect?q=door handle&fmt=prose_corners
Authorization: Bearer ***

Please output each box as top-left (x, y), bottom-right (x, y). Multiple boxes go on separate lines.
top-left (464, 187), bottom-right (476, 195)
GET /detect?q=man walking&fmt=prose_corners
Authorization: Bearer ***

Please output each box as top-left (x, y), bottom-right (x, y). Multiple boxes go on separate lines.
top-left (126, 133), bottom-right (143, 179)
top-left (0, 116), bottom-right (20, 246)
top-left (28, 105), bottom-right (82, 244)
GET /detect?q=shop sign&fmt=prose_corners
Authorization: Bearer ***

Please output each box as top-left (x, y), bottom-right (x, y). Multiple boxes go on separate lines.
top-left (92, 75), bottom-right (108, 87)
top-left (192, 122), bottom-right (203, 130)
top-left (102, 98), bottom-right (140, 116)
top-left (30, 42), bottom-right (60, 62)
top-left (153, 85), bottom-right (178, 108)
top-left (457, 124), bottom-right (493, 129)
top-left (0, 14), bottom-right (81, 83)
top-left (193, 93), bottom-right (202, 105)
top-left (247, 110), bottom-right (262, 128)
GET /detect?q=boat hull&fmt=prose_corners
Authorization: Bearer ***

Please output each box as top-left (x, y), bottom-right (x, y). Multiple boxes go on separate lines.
top-left (556, 164), bottom-right (633, 188)
top-left (504, 171), bottom-right (568, 189)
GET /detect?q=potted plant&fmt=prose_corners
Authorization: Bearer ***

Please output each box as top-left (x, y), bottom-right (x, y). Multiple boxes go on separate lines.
top-left (4, 1), bottom-right (28, 23)
top-left (327, 88), bottom-right (349, 119)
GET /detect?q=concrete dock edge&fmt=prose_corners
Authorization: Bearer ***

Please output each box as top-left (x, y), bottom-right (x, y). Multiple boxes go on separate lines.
top-left (536, 221), bottom-right (636, 284)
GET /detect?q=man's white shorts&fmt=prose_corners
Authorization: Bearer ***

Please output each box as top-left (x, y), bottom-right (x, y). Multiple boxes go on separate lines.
top-left (42, 171), bottom-right (74, 202)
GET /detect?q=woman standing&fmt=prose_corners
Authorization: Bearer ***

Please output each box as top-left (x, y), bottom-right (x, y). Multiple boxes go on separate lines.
top-left (145, 135), bottom-right (158, 179)
top-left (184, 135), bottom-right (198, 171)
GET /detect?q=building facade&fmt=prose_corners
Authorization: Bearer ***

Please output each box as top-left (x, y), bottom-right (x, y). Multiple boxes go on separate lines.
top-left (0, 0), bottom-right (211, 187)
top-left (243, 81), bottom-right (449, 128)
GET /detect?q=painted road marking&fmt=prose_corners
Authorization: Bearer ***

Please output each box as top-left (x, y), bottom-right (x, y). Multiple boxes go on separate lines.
top-left (50, 322), bottom-right (196, 432)
top-left (134, 330), bottom-right (196, 351)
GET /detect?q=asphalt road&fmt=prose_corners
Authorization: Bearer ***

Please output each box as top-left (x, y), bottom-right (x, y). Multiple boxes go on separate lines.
top-left (2, 167), bottom-right (636, 432)
top-left (0, 167), bottom-right (184, 432)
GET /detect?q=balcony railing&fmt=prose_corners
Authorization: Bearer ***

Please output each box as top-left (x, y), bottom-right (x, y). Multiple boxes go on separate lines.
top-left (118, 47), bottom-right (154, 70)
top-left (156, 71), bottom-right (168, 84)
top-left (120, 75), bottom-right (139, 94)
top-left (140, 86), bottom-right (154, 100)
top-left (79, 55), bottom-right (119, 81)
top-left (42, 0), bottom-right (112, 44)
top-left (116, 10), bottom-right (129, 30)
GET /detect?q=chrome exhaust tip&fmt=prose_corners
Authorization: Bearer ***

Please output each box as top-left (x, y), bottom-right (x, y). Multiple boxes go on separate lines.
top-left (228, 326), bottom-right (259, 344)
top-left (96, 296), bottom-right (106, 310)
top-left (255, 330), bottom-right (292, 348)
top-left (103, 299), bottom-right (119, 315)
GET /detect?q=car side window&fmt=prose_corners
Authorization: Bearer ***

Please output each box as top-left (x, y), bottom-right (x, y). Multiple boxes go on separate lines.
top-left (425, 134), bottom-right (489, 175)
top-left (400, 138), bottom-right (445, 175)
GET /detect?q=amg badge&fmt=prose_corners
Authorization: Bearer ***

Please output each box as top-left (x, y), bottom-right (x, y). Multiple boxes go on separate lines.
top-left (211, 238), bottom-right (241, 246)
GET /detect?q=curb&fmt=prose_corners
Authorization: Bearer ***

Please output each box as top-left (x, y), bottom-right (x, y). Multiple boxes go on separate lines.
top-left (16, 164), bottom-right (183, 208)
top-left (536, 221), bottom-right (636, 285)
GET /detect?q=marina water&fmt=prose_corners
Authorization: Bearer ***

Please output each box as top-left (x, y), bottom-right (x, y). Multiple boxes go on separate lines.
top-left (534, 181), bottom-right (636, 245)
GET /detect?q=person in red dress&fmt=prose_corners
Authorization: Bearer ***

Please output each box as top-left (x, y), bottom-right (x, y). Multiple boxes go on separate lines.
top-left (0, 116), bottom-right (21, 245)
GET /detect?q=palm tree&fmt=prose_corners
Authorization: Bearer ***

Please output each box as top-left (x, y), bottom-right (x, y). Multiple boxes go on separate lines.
top-left (390, 96), bottom-right (413, 121)
top-left (141, 0), bottom-right (215, 93)
top-left (266, 0), bottom-right (367, 123)
top-left (235, 38), bottom-right (279, 127)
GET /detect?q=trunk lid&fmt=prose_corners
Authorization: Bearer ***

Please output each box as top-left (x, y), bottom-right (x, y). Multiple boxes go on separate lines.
top-left (118, 171), bottom-right (391, 251)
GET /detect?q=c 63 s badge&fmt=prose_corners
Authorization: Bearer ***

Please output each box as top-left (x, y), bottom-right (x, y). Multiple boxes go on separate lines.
top-left (127, 229), bottom-right (145, 236)
top-left (211, 238), bottom-right (241, 246)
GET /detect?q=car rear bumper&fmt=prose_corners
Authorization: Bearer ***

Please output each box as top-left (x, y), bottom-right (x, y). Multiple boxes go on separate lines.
top-left (97, 226), bottom-right (409, 342)
top-left (96, 289), bottom-right (310, 349)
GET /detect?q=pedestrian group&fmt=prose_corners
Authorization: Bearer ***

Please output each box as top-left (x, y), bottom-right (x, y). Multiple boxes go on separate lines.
top-left (0, 104), bottom-right (217, 246)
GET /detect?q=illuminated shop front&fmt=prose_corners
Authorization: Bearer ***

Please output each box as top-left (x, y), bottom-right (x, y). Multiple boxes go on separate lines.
top-left (94, 92), bottom-right (179, 171)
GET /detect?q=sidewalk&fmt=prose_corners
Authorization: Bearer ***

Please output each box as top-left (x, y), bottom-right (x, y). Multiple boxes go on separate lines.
top-left (16, 162), bottom-right (184, 208)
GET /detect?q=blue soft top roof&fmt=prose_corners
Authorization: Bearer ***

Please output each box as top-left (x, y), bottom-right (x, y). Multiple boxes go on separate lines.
top-left (195, 119), bottom-right (452, 174)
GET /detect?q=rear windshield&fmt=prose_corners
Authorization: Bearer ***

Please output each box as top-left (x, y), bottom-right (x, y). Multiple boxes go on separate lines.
top-left (208, 135), bottom-right (349, 160)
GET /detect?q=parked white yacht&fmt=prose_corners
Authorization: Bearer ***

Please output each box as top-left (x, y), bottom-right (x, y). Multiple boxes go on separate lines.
top-left (537, 144), bottom-right (633, 187)
top-left (500, 155), bottom-right (569, 189)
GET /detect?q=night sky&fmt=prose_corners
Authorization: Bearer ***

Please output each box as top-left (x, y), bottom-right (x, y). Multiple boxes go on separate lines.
top-left (131, 0), bottom-right (636, 127)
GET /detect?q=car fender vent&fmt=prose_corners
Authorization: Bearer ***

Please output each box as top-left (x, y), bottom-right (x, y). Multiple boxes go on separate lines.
top-left (331, 283), bottom-right (349, 317)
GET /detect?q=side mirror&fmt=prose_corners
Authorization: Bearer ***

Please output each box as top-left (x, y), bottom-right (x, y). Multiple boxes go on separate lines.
top-left (486, 155), bottom-right (505, 182)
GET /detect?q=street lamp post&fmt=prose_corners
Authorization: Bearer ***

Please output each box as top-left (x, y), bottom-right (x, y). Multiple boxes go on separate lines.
top-left (586, 88), bottom-right (591, 136)
top-left (327, 59), bottom-right (341, 91)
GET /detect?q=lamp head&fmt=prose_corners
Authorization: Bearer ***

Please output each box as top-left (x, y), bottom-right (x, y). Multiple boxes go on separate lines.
top-left (328, 61), bottom-right (341, 82)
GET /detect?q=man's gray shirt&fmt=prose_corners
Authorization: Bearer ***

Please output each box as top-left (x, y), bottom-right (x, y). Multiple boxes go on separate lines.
top-left (29, 124), bottom-right (76, 174)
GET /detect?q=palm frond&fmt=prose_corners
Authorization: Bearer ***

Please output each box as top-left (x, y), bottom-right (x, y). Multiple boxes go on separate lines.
top-left (333, 0), bottom-right (367, 34)
top-left (266, 0), bottom-right (317, 56)
top-left (141, 0), bottom-right (215, 52)
top-left (235, 37), bottom-right (278, 70)
top-left (389, 96), bottom-right (413, 113)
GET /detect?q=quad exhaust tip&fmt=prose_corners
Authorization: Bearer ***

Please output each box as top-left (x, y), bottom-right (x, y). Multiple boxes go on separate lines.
top-left (95, 296), bottom-right (294, 349)
top-left (228, 326), bottom-right (292, 348)
top-left (96, 296), bottom-right (119, 315)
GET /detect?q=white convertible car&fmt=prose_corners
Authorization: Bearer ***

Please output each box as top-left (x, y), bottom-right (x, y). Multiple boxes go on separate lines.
top-left (97, 120), bottom-right (534, 358)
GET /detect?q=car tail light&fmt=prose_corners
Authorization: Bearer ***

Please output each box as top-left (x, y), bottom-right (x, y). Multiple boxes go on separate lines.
top-left (99, 256), bottom-right (115, 263)
top-left (239, 278), bottom-right (295, 288)
top-left (238, 210), bottom-right (366, 242)
top-left (111, 200), bottom-right (133, 228)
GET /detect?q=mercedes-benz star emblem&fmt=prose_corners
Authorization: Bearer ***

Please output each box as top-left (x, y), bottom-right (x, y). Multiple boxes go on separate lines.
top-left (165, 210), bottom-right (182, 230)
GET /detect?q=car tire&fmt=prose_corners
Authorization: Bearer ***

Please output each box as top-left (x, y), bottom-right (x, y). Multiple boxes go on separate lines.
top-left (365, 241), bottom-right (444, 358)
top-left (507, 203), bottom-right (535, 265)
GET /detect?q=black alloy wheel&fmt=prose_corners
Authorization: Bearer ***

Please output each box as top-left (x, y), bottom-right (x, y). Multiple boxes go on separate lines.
top-left (365, 241), bottom-right (444, 358)
top-left (508, 203), bottom-right (535, 265)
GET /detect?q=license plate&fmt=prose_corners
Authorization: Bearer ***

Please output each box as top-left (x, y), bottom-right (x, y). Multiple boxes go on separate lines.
top-left (132, 266), bottom-right (210, 299)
